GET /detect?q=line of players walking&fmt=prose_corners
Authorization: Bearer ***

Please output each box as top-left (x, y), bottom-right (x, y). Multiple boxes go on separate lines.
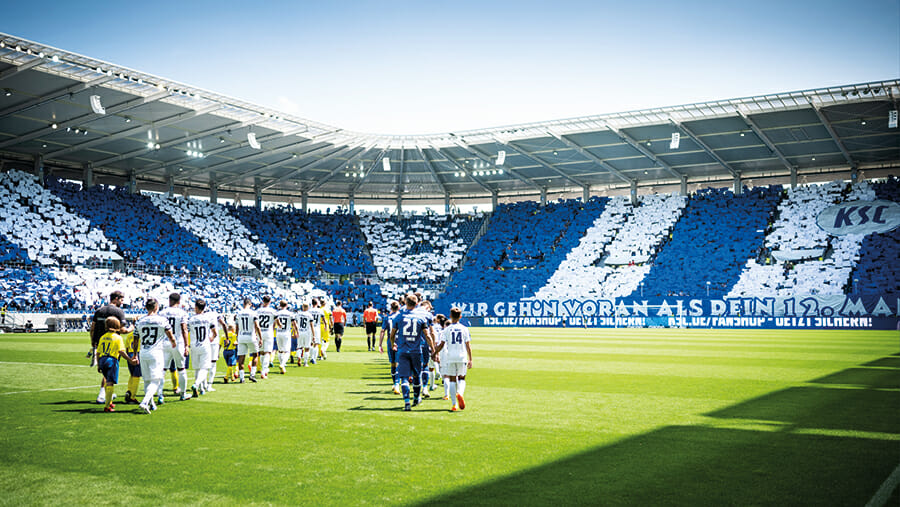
top-left (91, 291), bottom-right (336, 414)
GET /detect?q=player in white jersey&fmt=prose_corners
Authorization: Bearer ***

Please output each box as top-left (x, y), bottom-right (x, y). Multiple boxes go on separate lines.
top-left (294, 303), bottom-right (315, 367)
top-left (133, 298), bottom-right (176, 414)
top-left (187, 298), bottom-right (218, 398)
top-left (158, 292), bottom-right (190, 403)
top-left (235, 297), bottom-right (262, 383)
top-left (274, 300), bottom-right (295, 374)
top-left (433, 307), bottom-right (472, 412)
top-left (308, 299), bottom-right (323, 365)
top-left (256, 295), bottom-right (277, 379)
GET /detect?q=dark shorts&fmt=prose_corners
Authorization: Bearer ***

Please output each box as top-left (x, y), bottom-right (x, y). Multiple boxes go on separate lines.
top-left (127, 354), bottom-right (141, 377)
top-left (365, 322), bottom-right (377, 334)
top-left (387, 345), bottom-right (397, 364)
top-left (333, 323), bottom-right (345, 335)
top-left (397, 351), bottom-right (422, 384)
top-left (99, 356), bottom-right (119, 384)
top-left (291, 338), bottom-right (297, 352)
top-left (223, 349), bottom-right (237, 366)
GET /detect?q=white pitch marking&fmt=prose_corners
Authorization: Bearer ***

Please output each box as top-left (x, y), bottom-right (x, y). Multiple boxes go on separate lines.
top-left (0, 385), bottom-right (97, 396)
top-left (0, 361), bottom-right (91, 368)
top-left (865, 462), bottom-right (900, 507)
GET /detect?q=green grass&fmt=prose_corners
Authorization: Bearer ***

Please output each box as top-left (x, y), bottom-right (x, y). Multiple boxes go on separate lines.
top-left (0, 327), bottom-right (897, 506)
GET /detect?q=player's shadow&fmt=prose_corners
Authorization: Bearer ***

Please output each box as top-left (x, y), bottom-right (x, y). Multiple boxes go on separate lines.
top-left (414, 354), bottom-right (900, 506)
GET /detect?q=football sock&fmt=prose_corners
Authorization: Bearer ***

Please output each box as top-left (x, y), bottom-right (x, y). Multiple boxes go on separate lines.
top-left (128, 376), bottom-right (140, 396)
top-left (239, 369), bottom-right (245, 382)
top-left (195, 370), bottom-right (207, 390)
top-left (444, 379), bottom-right (450, 398)
top-left (279, 351), bottom-right (289, 367)
top-left (401, 382), bottom-right (410, 403)
top-left (208, 362), bottom-right (217, 385)
top-left (171, 371), bottom-right (178, 392)
top-left (413, 383), bottom-right (421, 399)
top-left (449, 381), bottom-right (457, 407)
top-left (226, 366), bottom-right (232, 379)
top-left (104, 385), bottom-right (115, 408)
top-left (429, 369), bottom-right (435, 389)
top-left (141, 379), bottom-right (161, 406)
top-left (177, 369), bottom-right (187, 394)
top-left (97, 386), bottom-right (106, 401)
top-left (390, 365), bottom-right (398, 385)
top-left (422, 371), bottom-right (430, 388)
top-left (458, 379), bottom-right (466, 396)
top-left (250, 365), bottom-right (257, 377)
top-left (335, 337), bottom-right (341, 352)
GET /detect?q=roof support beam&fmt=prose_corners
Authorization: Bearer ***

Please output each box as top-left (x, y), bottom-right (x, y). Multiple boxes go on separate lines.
top-left (94, 116), bottom-right (267, 167)
top-left (0, 89), bottom-right (169, 150)
top-left (807, 99), bottom-right (855, 166)
top-left (212, 141), bottom-right (343, 187)
top-left (0, 57), bottom-right (44, 82)
top-left (497, 137), bottom-right (587, 188)
top-left (735, 110), bottom-right (795, 172)
top-left (306, 142), bottom-right (376, 192)
top-left (453, 139), bottom-right (542, 191)
top-left (45, 103), bottom-right (222, 159)
top-left (547, 130), bottom-right (634, 184)
top-left (433, 147), bottom-right (494, 194)
top-left (669, 120), bottom-right (738, 176)
top-left (398, 147), bottom-right (405, 195)
top-left (132, 125), bottom-right (313, 178)
top-left (417, 147), bottom-right (448, 195)
top-left (351, 150), bottom-right (388, 194)
top-left (0, 75), bottom-right (115, 118)
top-left (259, 145), bottom-right (363, 192)
top-left (603, 124), bottom-right (683, 179)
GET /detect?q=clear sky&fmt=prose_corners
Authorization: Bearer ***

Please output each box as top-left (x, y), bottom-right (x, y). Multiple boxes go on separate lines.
top-left (2, 0), bottom-right (898, 135)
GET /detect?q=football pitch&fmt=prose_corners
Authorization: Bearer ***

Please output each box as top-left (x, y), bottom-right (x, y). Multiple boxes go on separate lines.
top-left (0, 327), bottom-right (898, 506)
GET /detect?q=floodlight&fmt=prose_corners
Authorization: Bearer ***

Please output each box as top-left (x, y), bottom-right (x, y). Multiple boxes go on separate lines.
top-left (248, 132), bottom-right (261, 150)
top-left (496, 150), bottom-right (506, 166)
top-left (889, 110), bottom-right (898, 129)
top-left (89, 95), bottom-right (105, 115)
top-left (669, 132), bottom-right (680, 149)
top-left (51, 123), bottom-right (58, 129)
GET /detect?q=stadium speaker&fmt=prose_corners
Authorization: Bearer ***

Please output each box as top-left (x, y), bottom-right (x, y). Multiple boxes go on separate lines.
top-left (669, 133), bottom-right (680, 149)
top-left (89, 95), bottom-right (106, 115)
top-left (247, 132), bottom-right (261, 150)
top-left (496, 150), bottom-right (506, 166)
top-left (889, 110), bottom-right (898, 129)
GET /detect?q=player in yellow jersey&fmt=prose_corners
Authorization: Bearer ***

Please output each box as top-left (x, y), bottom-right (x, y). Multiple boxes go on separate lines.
top-left (96, 317), bottom-right (137, 412)
top-left (122, 324), bottom-right (142, 404)
top-left (318, 302), bottom-right (332, 361)
top-left (221, 324), bottom-right (238, 383)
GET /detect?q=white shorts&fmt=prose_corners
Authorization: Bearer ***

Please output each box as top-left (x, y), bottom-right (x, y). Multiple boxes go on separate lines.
top-left (442, 361), bottom-right (467, 377)
top-left (192, 345), bottom-right (211, 371)
top-left (209, 342), bottom-right (219, 361)
top-left (275, 334), bottom-right (291, 353)
top-left (164, 344), bottom-right (186, 369)
top-left (297, 333), bottom-right (312, 349)
top-left (140, 350), bottom-right (165, 381)
top-left (261, 335), bottom-right (275, 354)
top-left (237, 341), bottom-right (259, 356)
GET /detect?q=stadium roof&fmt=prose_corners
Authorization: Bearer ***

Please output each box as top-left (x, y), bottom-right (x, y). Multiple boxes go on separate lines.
top-left (0, 32), bottom-right (898, 204)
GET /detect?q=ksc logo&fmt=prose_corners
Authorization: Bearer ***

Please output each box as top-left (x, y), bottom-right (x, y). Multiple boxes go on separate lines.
top-left (817, 200), bottom-right (900, 235)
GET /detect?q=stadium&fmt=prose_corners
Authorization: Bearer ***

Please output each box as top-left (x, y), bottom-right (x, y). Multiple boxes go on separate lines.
top-left (0, 3), bottom-right (898, 505)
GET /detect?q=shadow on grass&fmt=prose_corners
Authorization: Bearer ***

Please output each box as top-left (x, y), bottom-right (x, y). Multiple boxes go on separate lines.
top-left (415, 354), bottom-right (900, 506)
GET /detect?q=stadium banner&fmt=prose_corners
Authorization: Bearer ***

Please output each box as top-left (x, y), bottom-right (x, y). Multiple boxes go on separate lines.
top-left (452, 296), bottom-right (900, 329)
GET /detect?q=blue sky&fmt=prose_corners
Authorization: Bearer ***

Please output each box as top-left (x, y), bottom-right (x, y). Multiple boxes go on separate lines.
top-left (2, 0), bottom-right (898, 134)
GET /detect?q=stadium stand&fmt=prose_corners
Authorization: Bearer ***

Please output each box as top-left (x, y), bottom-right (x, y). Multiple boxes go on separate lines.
top-left (850, 176), bottom-right (900, 297)
top-left (0, 169), bottom-right (117, 266)
top-left (228, 204), bottom-right (375, 279)
top-left (46, 177), bottom-right (230, 273)
top-left (317, 279), bottom-right (382, 312)
top-left (0, 235), bottom-right (31, 265)
top-left (728, 181), bottom-right (875, 297)
top-left (437, 197), bottom-right (607, 309)
top-left (147, 193), bottom-right (286, 275)
top-left (0, 266), bottom-right (74, 312)
top-left (534, 193), bottom-right (686, 300)
top-left (360, 212), bottom-right (485, 300)
top-left (635, 186), bottom-right (782, 298)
